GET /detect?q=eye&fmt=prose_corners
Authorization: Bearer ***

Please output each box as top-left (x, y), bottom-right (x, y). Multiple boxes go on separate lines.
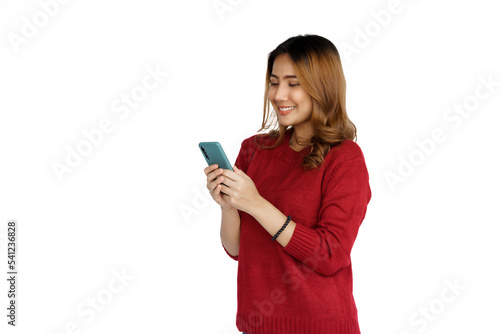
top-left (289, 83), bottom-right (300, 87)
top-left (270, 82), bottom-right (278, 86)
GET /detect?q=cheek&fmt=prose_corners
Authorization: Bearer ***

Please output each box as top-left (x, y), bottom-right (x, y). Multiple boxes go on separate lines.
top-left (267, 88), bottom-right (275, 101)
top-left (267, 90), bottom-right (277, 107)
top-left (297, 92), bottom-right (313, 111)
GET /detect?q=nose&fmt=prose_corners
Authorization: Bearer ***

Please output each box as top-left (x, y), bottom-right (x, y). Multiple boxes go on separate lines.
top-left (273, 83), bottom-right (289, 102)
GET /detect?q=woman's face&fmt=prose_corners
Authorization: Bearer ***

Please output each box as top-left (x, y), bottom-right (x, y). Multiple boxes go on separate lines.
top-left (268, 53), bottom-right (313, 129)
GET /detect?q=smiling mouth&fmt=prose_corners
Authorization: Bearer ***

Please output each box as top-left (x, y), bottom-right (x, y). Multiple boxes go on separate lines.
top-left (278, 106), bottom-right (295, 115)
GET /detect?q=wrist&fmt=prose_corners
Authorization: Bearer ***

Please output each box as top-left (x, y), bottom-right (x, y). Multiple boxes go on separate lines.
top-left (221, 205), bottom-right (237, 213)
top-left (247, 195), bottom-right (269, 218)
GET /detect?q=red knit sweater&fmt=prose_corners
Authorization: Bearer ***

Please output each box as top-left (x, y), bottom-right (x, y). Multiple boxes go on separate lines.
top-left (224, 130), bottom-right (371, 334)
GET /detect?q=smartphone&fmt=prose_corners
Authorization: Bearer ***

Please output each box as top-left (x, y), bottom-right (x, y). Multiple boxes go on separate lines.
top-left (199, 142), bottom-right (234, 171)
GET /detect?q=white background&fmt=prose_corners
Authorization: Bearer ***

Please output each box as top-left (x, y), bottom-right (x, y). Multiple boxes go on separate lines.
top-left (1, 0), bottom-right (499, 333)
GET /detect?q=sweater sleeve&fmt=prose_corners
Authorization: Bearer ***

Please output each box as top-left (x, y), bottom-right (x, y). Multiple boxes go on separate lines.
top-left (233, 135), bottom-right (257, 173)
top-left (283, 153), bottom-right (371, 276)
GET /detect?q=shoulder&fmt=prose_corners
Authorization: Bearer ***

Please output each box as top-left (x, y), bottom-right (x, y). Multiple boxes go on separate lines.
top-left (320, 140), bottom-right (370, 195)
top-left (240, 132), bottom-right (279, 151)
top-left (235, 132), bottom-right (278, 171)
top-left (327, 139), bottom-right (366, 163)
top-left (321, 139), bottom-right (368, 175)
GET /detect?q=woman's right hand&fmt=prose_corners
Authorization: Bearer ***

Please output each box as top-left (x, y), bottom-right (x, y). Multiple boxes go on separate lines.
top-left (204, 164), bottom-right (233, 210)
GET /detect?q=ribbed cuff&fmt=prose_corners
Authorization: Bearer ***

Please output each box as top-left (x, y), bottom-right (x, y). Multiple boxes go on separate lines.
top-left (283, 223), bottom-right (319, 262)
top-left (237, 313), bottom-right (360, 334)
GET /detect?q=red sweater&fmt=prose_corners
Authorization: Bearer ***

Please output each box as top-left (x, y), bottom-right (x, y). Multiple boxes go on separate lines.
top-left (224, 130), bottom-right (371, 334)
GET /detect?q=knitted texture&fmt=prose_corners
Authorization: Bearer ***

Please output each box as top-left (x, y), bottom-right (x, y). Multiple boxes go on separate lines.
top-left (225, 130), bottom-right (371, 334)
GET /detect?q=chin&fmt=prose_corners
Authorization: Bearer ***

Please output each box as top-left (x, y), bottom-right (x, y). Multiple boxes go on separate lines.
top-left (278, 120), bottom-right (293, 127)
top-left (277, 116), bottom-right (294, 126)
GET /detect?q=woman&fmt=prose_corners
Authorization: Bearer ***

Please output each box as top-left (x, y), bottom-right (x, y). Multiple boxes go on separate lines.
top-left (204, 34), bottom-right (371, 334)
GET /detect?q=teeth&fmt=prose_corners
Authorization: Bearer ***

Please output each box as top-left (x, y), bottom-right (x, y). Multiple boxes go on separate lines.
top-left (279, 106), bottom-right (295, 111)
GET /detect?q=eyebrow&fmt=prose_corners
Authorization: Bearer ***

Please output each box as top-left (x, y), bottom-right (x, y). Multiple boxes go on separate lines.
top-left (270, 74), bottom-right (297, 79)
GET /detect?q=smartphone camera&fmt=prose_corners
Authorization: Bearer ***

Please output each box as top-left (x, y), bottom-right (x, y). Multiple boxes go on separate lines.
top-left (201, 146), bottom-right (209, 160)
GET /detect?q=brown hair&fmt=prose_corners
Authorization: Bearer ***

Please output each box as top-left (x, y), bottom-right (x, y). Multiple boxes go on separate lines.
top-left (257, 34), bottom-right (357, 170)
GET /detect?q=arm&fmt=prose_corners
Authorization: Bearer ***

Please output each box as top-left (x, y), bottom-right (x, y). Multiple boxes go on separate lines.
top-left (220, 206), bottom-right (240, 258)
top-left (204, 164), bottom-right (241, 259)
top-left (219, 165), bottom-right (297, 249)
top-left (283, 156), bottom-right (371, 276)
top-left (220, 155), bottom-right (371, 276)
top-left (244, 196), bottom-right (296, 248)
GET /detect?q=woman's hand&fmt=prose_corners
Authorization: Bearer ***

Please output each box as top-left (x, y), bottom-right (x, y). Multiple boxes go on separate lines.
top-left (204, 164), bottom-right (233, 210)
top-left (219, 165), bottom-right (263, 215)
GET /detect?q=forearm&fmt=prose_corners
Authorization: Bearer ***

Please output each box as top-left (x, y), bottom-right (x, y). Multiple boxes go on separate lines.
top-left (220, 206), bottom-right (241, 257)
top-left (248, 197), bottom-right (296, 248)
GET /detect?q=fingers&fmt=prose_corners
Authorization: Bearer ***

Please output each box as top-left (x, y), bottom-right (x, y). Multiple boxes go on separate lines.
top-left (207, 174), bottom-right (227, 205)
top-left (203, 164), bottom-right (238, 209)
top-left (212, 181), bottom-right (223, 198)
top-left (218, 175), bottom-right (236, 189)
top-left (207, 170), bottom-right (224, 192)
top-left (204, 164), bottom-right (240, 199)
top-left (218, 165), bottom-right (251, 192)
top-left (206, 168), bottom-right (223, 187)
top-left (204, 164), bottom-right (218, 176)
top-left (220, 191), bottom-right (231, 204)
top-left (220, 168), bottom-right (243, 181)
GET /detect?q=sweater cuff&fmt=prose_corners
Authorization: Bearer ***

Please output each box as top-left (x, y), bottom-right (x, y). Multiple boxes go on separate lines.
top-left (283, 223), bottom-right (319, 262)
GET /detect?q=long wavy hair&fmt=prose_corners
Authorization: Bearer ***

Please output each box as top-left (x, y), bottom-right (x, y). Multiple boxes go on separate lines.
top-left (257, 34), bottom-right (357, 170)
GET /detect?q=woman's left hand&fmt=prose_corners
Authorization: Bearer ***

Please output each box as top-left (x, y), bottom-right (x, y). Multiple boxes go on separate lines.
top-left (219, 165), bottom-right (263, 214)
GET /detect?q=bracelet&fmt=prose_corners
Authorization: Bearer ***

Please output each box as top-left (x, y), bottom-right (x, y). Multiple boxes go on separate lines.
top-left (272, 215), bottom-right (292, 241)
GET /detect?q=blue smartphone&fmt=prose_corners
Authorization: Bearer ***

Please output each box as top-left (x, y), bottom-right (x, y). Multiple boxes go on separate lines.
top-left (199, 142), bottom-right (234, 171)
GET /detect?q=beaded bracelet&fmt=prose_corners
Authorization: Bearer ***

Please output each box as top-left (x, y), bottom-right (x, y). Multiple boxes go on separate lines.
top-left (272, 215), bottom-right (292, 241)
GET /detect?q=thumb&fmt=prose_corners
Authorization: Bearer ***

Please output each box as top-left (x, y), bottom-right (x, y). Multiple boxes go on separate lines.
top-left (233, 165), bottom-right (248, 178)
